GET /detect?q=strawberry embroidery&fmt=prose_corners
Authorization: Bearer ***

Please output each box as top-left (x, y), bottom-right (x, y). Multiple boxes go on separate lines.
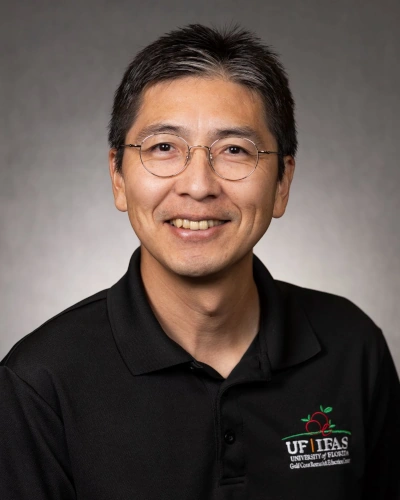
top-left (301, 406), bottom-right (335, 437)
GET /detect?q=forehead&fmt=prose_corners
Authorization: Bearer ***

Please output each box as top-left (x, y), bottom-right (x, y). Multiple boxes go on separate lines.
top-left (128, 77), bottom-right (272, 143)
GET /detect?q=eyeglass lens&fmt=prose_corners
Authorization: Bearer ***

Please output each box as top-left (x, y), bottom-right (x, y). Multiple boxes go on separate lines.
top-left (139, 134), bottom-right (258, 180)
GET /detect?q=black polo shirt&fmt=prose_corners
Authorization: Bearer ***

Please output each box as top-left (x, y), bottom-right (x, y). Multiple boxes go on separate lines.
top-left (1, 248), bottom-right (399, 500)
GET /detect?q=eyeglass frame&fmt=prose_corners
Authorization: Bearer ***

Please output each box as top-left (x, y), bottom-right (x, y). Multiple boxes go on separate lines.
top-left (117, 133), bottom-right (283, 181)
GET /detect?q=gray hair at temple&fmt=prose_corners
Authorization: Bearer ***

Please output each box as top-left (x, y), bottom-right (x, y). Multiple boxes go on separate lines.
top-left (108, 24), bottom-right (297, 181)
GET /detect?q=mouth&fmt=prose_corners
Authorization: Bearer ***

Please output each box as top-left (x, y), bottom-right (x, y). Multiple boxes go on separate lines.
top-left (168, 218), bottom-right (227, 231)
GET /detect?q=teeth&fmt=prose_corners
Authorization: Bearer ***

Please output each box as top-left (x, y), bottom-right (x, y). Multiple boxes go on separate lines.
top-left (170, 219), bottom-right (225, 230)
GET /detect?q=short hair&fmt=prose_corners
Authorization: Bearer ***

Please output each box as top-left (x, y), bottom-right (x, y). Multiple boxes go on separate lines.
top-left (108, 24), bottom-right (297, 180)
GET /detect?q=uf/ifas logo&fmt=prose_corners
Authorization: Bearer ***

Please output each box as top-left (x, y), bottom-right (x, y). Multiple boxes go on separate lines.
top-left (281, 406), bottom-right (352, 469)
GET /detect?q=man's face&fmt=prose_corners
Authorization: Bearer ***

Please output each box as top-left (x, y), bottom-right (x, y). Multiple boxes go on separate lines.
top-left (109, 77), bottom-right (294, 278)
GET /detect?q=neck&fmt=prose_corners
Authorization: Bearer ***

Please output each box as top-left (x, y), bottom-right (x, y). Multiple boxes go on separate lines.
top-left (140, 248), bottom-right (260, 378)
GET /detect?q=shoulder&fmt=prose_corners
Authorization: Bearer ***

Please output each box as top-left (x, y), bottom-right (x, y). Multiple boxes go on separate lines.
top-left (276, 280), bottom-right (386, 358)
top-left (277, 280), bottom-right (376, 326)
top-left (1, 289), bottom-right (110, 376)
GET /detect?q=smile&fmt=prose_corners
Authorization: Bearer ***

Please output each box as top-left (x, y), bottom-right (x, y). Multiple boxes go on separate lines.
top-left (169, 219), bottom-right (226, 231)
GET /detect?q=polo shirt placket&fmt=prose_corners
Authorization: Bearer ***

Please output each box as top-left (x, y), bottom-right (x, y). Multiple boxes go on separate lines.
top-left (193, 337), bottom-right (268, 489)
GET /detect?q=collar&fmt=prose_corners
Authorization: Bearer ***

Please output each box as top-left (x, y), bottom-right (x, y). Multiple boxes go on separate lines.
top-left (107, 248), bottom-right (321, 377)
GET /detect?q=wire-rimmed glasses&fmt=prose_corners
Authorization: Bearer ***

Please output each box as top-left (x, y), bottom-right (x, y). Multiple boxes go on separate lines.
top-left (118, 133), bottom-right (282, 181)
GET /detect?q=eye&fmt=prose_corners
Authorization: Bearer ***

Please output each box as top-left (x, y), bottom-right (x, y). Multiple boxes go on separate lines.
top-left (221, 144), bottom-right (253, 157)
top-left (225, 145), bottom-right (248, 155)
top-left (144, 142), bottom-right (181, 158)
top-left (152, 143), bottom-right (175, 152)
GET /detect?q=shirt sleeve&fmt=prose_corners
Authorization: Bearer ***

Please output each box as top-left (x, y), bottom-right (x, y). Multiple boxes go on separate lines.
top-left (0, 366), bottom-right (76, 500)
top-left (362, 338), bottom-right (400, 498)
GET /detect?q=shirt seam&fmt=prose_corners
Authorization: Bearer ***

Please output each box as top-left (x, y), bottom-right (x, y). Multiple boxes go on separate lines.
top-left (364, 330), bottom-right (390, 451)
top-left (1, 293), bottom-right (107, 366)
top-left (2, 365), bottom-right (64, 422)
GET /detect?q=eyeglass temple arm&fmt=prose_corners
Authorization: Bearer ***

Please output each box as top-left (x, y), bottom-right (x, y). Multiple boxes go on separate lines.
top-left (258, 150), bottom-right (283, 156)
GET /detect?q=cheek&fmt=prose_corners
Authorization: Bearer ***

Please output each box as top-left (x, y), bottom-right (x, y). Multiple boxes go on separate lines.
top-left (235, 181), bottom-right (276, 221)
top-left (124, 174), bottom-right (168, 226)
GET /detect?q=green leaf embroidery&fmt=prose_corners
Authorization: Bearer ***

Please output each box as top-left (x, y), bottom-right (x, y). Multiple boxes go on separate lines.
top-left (308, 415), bottom-right (310, 420)
top-left (324, 407), bottom-right (333, 413)
top-left (301, 418), bottom-right (309, 422)
top-left (320, 405), bottom-right (324, 411)
top-left (329, 424), bottom-right (336, 428)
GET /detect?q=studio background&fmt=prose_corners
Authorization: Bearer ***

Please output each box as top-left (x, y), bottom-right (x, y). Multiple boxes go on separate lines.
top-left (1, 0), bottom-right (399, 371)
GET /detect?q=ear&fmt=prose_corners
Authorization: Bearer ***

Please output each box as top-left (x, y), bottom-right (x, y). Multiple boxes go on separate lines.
top-left (272, 155), bottom-right (295, 218)
top-left (109, 149), bottom-right (128, 212)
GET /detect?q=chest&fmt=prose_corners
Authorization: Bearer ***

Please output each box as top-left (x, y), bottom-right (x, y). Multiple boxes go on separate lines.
top-left (63, 359), bottom-right (367, 500)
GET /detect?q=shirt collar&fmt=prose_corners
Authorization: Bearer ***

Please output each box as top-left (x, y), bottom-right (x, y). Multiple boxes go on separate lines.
top-left (107, 248), bottom-right (321, 376)
top-left (253, 255), bottom-right (321, 371)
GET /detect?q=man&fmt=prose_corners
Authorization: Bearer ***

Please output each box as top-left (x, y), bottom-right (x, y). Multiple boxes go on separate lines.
top-left (1, 24), bottom-right (399, 500)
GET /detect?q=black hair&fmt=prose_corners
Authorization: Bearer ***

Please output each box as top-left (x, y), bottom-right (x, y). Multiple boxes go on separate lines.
top-left (108, 24), bottom-right (297, 180)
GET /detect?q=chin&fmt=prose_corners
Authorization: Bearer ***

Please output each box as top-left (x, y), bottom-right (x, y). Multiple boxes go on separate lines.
top-left (160, 249), bottom-right (251, 280)
top-left (141, 243), bottom-right (253, 279)
top-left (165, 257), bottom-right (225, 279)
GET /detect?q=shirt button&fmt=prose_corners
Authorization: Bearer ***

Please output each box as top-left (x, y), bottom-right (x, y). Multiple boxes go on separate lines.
top-left (224, 430), bottom-right (236, 444)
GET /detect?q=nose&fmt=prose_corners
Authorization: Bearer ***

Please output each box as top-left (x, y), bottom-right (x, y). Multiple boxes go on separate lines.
top-left (188, 144), bottom-right (212, 159)
top-left (174, 145), bottom-right (221, 200)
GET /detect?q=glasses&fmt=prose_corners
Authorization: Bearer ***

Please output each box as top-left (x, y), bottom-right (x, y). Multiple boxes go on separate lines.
top-left (118, 133), bottom-right (282, 181)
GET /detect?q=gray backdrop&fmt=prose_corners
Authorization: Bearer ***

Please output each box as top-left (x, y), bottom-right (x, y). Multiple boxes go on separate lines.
top-left (1, 0), bottom-right (399, 371)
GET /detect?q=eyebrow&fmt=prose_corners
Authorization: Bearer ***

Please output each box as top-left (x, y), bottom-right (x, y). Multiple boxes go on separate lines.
top-left (135, 123), bottom-right (187, 143)
top-left (212, 126), bottom-right (265, 146)
top-left (134, 122), bottom-right (265, 146)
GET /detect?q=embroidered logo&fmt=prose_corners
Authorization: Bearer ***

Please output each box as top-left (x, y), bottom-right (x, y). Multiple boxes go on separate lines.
top-left (282, 406), bottom-right (352, 469)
